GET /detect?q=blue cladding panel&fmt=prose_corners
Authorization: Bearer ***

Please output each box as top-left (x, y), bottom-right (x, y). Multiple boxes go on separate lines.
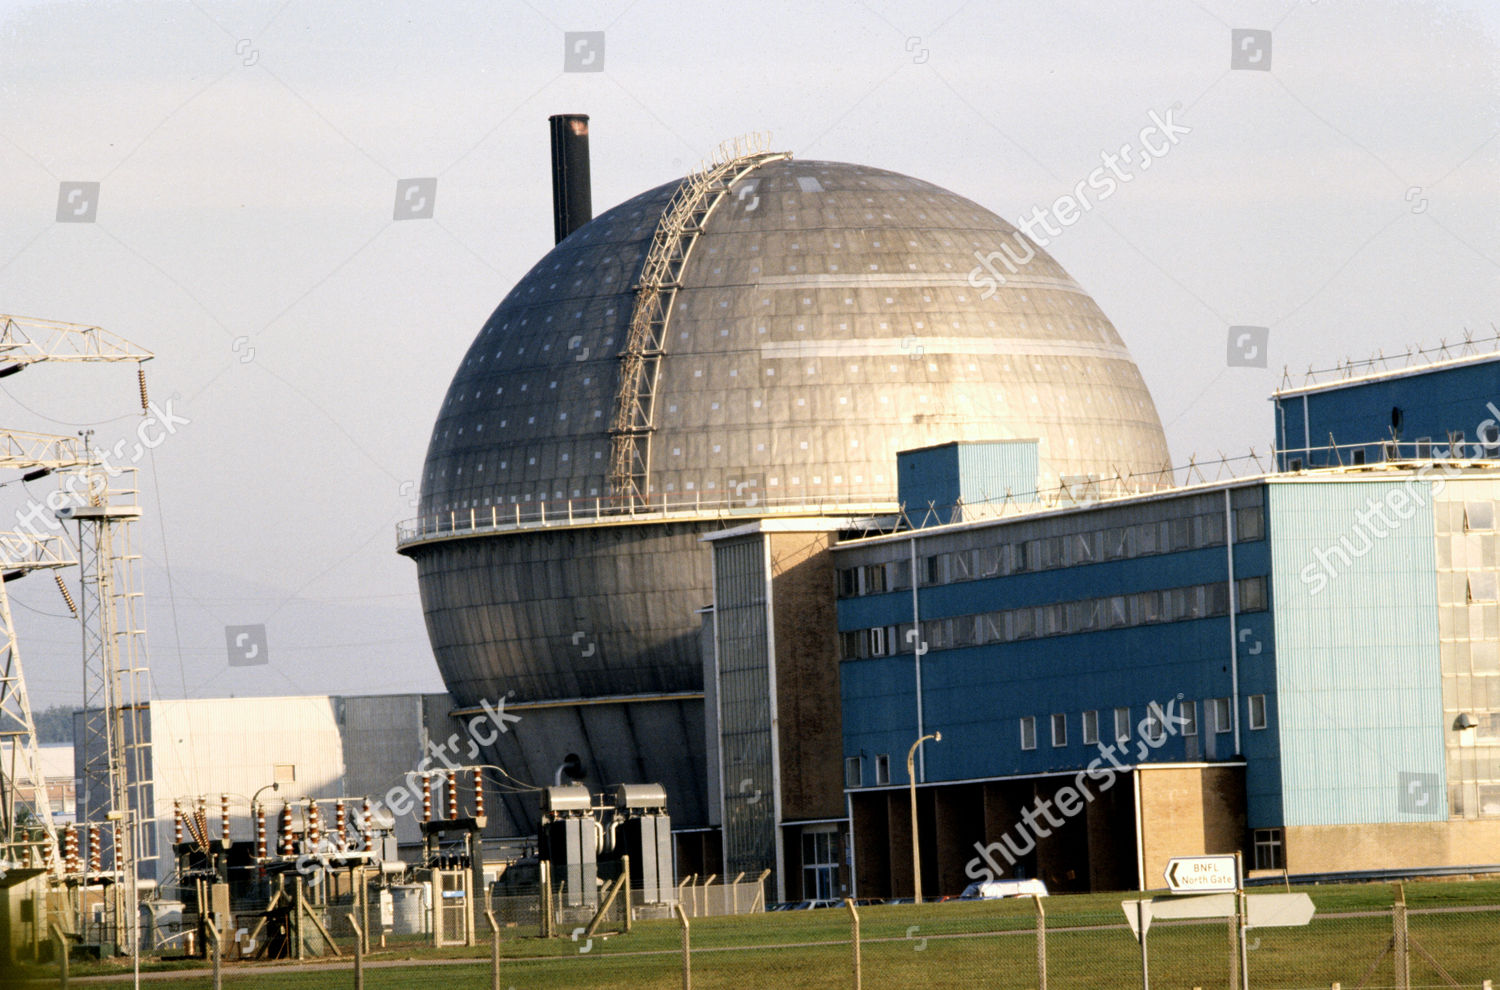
top-left (1276, 357), bottom-right (1500, 468)
top-left (839, 492), bottom-right (1273, 789)
top-left (1267, 481), bottom-right (1445, 825)
top-left (842, 617), bottom-right (1255, 786)
top-left (898, 446), bottom-right (962, 519)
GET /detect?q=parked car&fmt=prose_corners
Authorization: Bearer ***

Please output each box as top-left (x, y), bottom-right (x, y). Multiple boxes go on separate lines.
top-left (959, 879), bottom-right (1049, 900)
top-left (770, 898), bottom-right (842, 911)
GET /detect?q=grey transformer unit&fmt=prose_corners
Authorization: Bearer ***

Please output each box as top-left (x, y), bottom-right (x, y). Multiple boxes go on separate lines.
top-left (538, 783), bottom-right (674, 910)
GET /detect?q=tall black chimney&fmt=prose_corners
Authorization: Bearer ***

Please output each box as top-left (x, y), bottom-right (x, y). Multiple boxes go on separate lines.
top-left (549, 114), bottom-right (593, 244)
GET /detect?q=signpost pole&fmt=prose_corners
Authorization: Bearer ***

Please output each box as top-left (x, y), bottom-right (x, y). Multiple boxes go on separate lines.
top-left (1235, 852), bottom-right (1250, 990)
top-left (1136, 898), bottom-right (1150, 990)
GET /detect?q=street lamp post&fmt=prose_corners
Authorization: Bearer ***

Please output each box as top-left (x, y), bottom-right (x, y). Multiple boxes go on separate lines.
top-left (250, 782), bottom-right (280, 818)
top-left (907, 731), bottom-right (941, 904)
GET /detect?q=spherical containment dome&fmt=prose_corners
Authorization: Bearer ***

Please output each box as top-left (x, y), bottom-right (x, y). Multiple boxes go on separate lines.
top-left (420, 159), bottom-right (1169, 520)
top-left (405, 157), bottom-right (1171, 824)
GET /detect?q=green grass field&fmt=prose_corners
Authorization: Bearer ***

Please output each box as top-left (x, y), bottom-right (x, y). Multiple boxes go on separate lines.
top-left (9, 879), bottom-right (1499, 989)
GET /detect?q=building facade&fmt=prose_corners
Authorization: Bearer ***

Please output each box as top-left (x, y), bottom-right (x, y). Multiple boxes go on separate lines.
top-left (699, 352), bottom-right (1500, 898)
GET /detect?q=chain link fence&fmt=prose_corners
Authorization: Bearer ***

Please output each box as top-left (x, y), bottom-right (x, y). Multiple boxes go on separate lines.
top-left (19, 880), bottom-right (1500, 988)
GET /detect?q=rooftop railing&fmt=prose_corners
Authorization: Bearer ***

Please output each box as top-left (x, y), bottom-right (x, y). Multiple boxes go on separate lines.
top-left (396, 489), bottom-right (902, 547)
top-left (398, 444), bottom-right (1496, 547)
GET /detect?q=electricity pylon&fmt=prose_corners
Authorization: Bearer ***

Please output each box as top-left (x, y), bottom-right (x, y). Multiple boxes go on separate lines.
top-left (0, 316), bottom-right (153, 960)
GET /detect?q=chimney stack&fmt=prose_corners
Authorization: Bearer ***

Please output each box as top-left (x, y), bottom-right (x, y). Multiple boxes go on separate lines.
top-left (549, 114), bottom-right (593, 244)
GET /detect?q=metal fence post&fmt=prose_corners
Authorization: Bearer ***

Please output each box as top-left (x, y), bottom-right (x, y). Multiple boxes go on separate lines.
top-left (1392, 884), bottom-right (1409, 990)
top-left (845, 898), bottom-right (861, 990)
top-left (622, 855), bottom-right (633, 933)
top-left (539, 861), bottom-right (553, 938)
top-left (51, 923), bottom-right (67, 989)
top-left (675, 901), bottom-right (691, 990)
top-left (1136, 899), bottom-right (1150, 990)
top-left (204, 917), bottom-right (222, 990)
top-left (359, 867), bottom-right (370, 955)
top-left (1033, 893), bottom-right (1047, 990)
top-left (485, 908), bottom-right (501, 990)
top-left (347, 913), bottom-right (364, 990)
top-left (1227, 914), bottom-right (1240, 990)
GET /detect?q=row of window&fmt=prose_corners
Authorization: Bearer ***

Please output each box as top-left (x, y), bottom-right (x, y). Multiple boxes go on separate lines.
top-left (837, 506), bottom-right (1266, 598)
top-left (839, 577), bottom-right (1269, 660)
top-left (1287, 435), bottom-right (1500, 471)
top-left (842, 697), bottom-right (1271, 788)
top-left (845, 753), bottom-right (894, 788)
top-left (1017, 696), bottom-right (1268, 752)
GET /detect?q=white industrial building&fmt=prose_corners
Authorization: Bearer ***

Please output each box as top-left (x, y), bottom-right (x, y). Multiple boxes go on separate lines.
top-left (75, 693), bottom-right (469, 884)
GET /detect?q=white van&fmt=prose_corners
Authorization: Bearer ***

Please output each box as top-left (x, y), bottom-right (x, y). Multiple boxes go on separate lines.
top-left (960, 879), bottom-right (1049, 900)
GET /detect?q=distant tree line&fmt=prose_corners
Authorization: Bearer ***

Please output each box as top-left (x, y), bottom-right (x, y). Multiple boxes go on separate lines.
top-left (31, 705), bottom-right (77, 745)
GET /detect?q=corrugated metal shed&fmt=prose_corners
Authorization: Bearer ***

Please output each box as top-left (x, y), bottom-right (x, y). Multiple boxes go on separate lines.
top-left (898, 440), bottom-right (1039, 523)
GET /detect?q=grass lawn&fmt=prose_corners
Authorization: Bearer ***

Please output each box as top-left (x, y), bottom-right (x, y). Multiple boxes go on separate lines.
top-left (9, 879), bottom-right (1497, 989)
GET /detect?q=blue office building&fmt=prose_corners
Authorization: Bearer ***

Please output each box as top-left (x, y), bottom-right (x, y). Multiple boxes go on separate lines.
top-left (837, 358), bottom-right (1500, 895)
top-left (703, 349), bottom-right (1500, 900)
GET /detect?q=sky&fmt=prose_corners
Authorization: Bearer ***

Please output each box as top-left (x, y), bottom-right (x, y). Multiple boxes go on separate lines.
top-left (1, 0), bottom-right (1496, 710)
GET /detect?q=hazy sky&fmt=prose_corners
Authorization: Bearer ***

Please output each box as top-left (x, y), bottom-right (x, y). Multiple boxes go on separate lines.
top-left (2, 0), bottom-right (1496, 709)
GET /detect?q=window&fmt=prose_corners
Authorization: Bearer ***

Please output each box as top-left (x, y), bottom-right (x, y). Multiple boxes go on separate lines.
top-left (839, 631), bottom-right (861, 660)
top-left (1180, 700), bottom-right (1198, 737)
top-left (1020, 716), bottom-right (1037, 751)
top-left (1253, 828), bottom-right (1285, 870)
top-left (1466, 501), bottom-right (1496, 531)
top-left (844, 756), bottom-right (862, 788)
top-left (1351, 448), bottom-right (1366, 465)
top-left (923, 554), bottom-right (948, 585)
top-left (863, 564), bottom-right (888, 594)
top-left (1448, 430), bottom-right (1466, 455)
top-left (1114, 707), bottom-right (1131, 743)
top-left (1237, 576), bottom-right (1268, 612)
top-left (1465, 572), bottom-right (1497, 603)
top-left (1478, 713), bottom-right (1500, 743)
top-left (802, 828), bottom-right (841, 900)
top-left (875, 754), bottom-right (891, 786)
top-left (1082, 710), bottom-right (1099, 745)
top-left (1068, 532), bottom-right (1096, 564)
top-left (1248, 695), bottom-right (1267, 730)
top-left (1211, 697), bottom-right (1232, 734)
top-left (1143, 702), bottom-right (1165, 743)
top-left (274, 764), bottom-right (296, 783)
top-left (1288, 457), bottom-right (1303, 471)
top-left (837, 568), bottom-right (859, 598)
top-left (1415, 437), bottom-right (1432, 458)
top-left (1051, 714), bottom-right (1067, 748)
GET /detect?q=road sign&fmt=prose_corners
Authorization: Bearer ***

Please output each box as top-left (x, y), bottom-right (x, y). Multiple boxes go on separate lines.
top-left (1122, 893), bottom-right (1235, 938)
top-left (1246, 892), bottom-right (1315, 928)
top-left (1164, 855), bottom-right (1238, 893)
top-left (1123, 891), bottom-right (1317, 940)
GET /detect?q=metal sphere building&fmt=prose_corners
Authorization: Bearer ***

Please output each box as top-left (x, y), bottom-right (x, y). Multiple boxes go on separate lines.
top-left (400, 136), bottom-right (1173, 836)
